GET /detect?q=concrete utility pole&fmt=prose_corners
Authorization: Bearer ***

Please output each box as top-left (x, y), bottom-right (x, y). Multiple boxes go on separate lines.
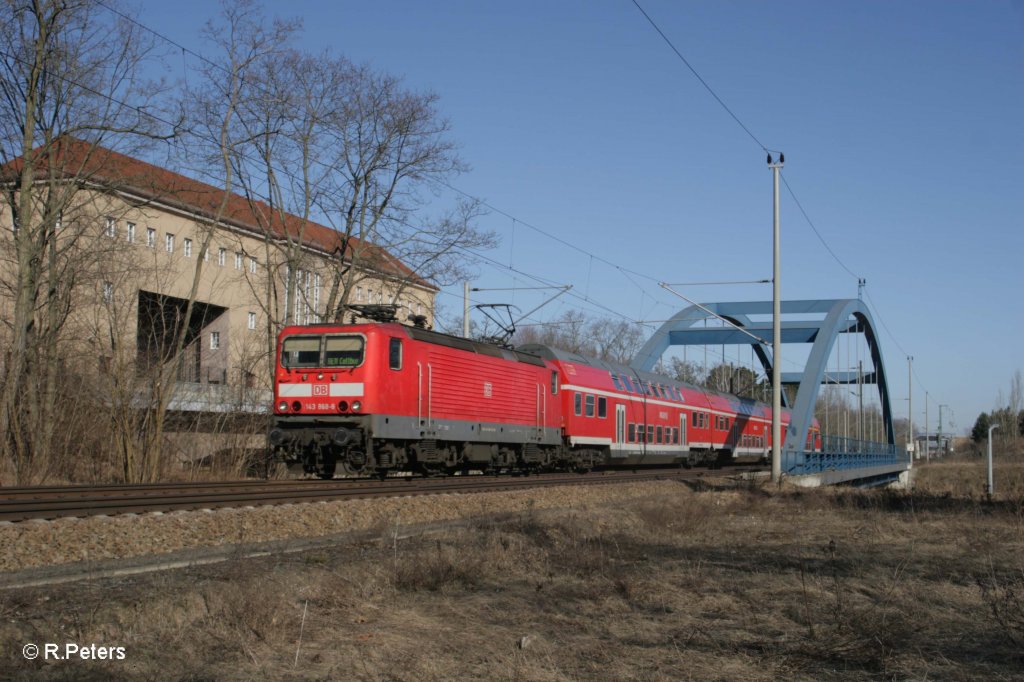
top-left (938, 404), bottom-right (947, 457)
top-left (924, 392), bottom-right (930, 462)
top-left (907, 356), bottom-right (914, 457)
top-left (769, 152), bottom-right (784, 483)
top-left (987, 424), bottom-right (1000, 495)
top-left (463, 282), bottom-right (470, 338)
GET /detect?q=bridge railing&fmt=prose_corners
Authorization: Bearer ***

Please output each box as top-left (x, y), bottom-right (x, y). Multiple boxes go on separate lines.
top-left (787, 435), bottom-right (911, 474)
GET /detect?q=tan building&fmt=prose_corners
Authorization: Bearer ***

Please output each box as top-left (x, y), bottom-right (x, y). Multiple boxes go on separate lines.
top-left (1, 139), bottom-right (438, 413)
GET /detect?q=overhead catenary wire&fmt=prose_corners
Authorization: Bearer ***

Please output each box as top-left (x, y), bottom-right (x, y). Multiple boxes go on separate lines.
top-left (629, 0), bottom-right (770, 154)
top-left (71, 4), bottom-right (945, 416)
top-left (88, 0), bottom-right (802, 357)
top-left (97, 0), bottom-right (682, 314)
top-left (3, 23), bottom-right (674, 346)
top-left (629, 1), bottom-right (937, 412)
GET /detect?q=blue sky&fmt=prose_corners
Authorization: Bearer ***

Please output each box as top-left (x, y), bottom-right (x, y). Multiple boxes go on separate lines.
top-left (144, 0), bottom-right (1024, 435)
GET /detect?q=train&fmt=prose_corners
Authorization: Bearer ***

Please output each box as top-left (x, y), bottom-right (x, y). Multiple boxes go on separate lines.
top-left (268, 318), bottom-right (820, 478)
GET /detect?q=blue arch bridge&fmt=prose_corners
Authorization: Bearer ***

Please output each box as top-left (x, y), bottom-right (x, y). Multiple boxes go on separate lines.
top-left (631, 299), bottom-right (913, 488)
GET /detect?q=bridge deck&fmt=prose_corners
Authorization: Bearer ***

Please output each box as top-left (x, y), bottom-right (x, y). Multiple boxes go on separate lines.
top-left (784, 436), bottom-right (912, 487)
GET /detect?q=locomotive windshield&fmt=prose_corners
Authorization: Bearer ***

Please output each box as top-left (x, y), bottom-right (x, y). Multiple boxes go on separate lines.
top-left (281, 336), bottom-right (322, 368)
top-left (280, 334), bottom-right (365, 369)
top-left (324, 336), bottom-right (364, 367)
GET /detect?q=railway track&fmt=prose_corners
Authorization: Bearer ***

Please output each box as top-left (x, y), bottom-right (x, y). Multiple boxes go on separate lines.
top-left (0, 466), bottom-right (763, 522)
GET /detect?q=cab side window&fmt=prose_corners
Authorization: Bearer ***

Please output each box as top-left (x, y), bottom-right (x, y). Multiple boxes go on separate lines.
top-left (389, 338), bottom-right (403, 370)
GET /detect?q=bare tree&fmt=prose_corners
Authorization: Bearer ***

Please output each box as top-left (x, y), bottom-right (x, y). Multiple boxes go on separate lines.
top-left (190, 1), bottom-right (493, 385)
top-left (512, 311), bottom-right (646, 365)
top-left (587, 318), bottom-right (645, 365)
top-left (514, 310), bottom-right (591, 355)
top-left (0, 0), bottom-right (173, 481)
top-left (102, 0), bottom-right (297, 483)
top-left (311, 57), bottom-right (494, 321)
top-left (1009, 369), bottom-right (1023, 441)
top-left (668, 357), bottom-right (707, 386)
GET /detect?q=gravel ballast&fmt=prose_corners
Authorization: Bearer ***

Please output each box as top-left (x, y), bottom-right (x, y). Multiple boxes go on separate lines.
top-left (0, 480), bottom-right (683, 573)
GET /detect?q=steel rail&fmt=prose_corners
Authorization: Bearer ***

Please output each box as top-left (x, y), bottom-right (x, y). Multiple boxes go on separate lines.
top-left (0, 466), bottom-right (763, 522)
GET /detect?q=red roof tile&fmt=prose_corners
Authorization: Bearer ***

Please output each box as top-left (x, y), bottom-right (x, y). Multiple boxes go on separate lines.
top-left (3, 137), bottom-right (433, 289)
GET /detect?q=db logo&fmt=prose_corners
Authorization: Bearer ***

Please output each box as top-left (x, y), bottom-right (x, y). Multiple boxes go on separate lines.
top-left (313, 385), bottom-right (328, 396)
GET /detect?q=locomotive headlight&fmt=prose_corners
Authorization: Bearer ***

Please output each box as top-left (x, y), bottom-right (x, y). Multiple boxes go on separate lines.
top-left (351, 401), bottom-right (362, 412)
top-left (277, 400), bottom-right (289, 412)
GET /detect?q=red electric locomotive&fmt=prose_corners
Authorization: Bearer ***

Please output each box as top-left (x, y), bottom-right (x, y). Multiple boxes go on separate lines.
top-left (268, 319), bottom-right (820, 478)
top-left (269, 321), bottom-right (564, 478)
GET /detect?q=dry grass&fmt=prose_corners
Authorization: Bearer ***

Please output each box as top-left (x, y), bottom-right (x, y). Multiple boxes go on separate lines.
top-left (913, 458), bottom-right (1024, 498)
top-left (2, 474), bottom-right (1023, 680)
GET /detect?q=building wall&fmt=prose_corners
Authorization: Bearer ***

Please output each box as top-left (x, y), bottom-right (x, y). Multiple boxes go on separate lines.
top-left (0, 184), bottom-right (437, 394)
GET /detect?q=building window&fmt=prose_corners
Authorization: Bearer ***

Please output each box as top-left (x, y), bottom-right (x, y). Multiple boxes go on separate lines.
top-left (234, 252), bottom-right (243, 270)
top-left (249, 257), bottom-right (257, 273)
top-left (247, 312), bottom-right (256, 330)
top-left (105, 217), bottom-right (116, 238)
top-left (126, 222), bottom-right (135, 243)
top-left (165, 233), bottom-right (174, 253)
top-left (146, 227), bottom-right (155, 248)
top-left (183, 238), bottom-right (192, 257)
top-left (356, 286), bottom-right (364, 302)
top-left (218, 248), bottom-right (226, 266)
top-left (102, 281), bottom-right (113, 304)
top-left (313, 273), bottom-right (320, 321)
top-left (210, 331), bottom-right (220, 350)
